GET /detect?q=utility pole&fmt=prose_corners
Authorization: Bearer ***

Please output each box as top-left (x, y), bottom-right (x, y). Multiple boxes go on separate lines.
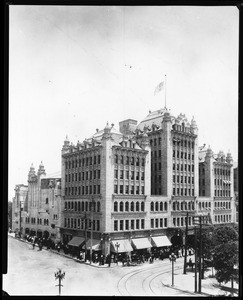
top-left (198, 216), bottom-right (202, 294)
top-left (194, 225), bottom-right (197, 293)
top-left (90, 197), bottom-right (94, 264)
top-left (183, 212), bottom-right (189, 274)
top-left (83, 212), bottom-right (87, 262)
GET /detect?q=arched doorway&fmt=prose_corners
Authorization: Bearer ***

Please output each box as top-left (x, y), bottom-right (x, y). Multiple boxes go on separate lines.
top-left (37, 230), bottom-right (42, 238)
top-left (25, 228), bottom-right (30, 234)
top-left (30, 229), bottom-right (36, 236)
top-left (43, 230), bottom-right (49, 239)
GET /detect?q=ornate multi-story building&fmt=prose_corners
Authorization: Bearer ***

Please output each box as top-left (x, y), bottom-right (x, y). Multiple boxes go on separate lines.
top-left (12, 162), bottom-right (62, 241)
top-left (12, 184), bottom-right (28, 233)
top-left (60, 107), bottom-right (236, 256)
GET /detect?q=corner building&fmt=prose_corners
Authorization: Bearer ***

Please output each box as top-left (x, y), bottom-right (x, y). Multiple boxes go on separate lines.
top-left (60, 107), bottom-right (235, 256)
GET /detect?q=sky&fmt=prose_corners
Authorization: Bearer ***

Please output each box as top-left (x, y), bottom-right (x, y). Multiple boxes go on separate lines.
top-left (9, 5), bottom-right (239, 200)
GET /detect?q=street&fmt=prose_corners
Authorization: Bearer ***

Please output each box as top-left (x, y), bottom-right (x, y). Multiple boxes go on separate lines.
top-left (3, 236), bottom-right (189, 296)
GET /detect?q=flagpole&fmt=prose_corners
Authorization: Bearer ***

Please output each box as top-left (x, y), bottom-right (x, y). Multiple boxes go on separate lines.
top-left (164, 74), bottom-right (167, 109)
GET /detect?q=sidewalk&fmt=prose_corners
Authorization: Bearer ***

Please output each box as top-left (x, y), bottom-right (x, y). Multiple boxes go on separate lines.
top-left (161, 267), bottom-right (239, 297)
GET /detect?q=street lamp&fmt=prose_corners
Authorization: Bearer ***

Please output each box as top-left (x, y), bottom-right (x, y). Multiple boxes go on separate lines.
top-left (54, 268), bottom-right (65, 296)
top-left (169, 252), bottom-right (177, 287)
top-left (115, 242), bottom-right (120, 265)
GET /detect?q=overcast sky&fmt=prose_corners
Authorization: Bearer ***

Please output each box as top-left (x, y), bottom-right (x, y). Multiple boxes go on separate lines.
top-left (9, 5), bottom-right (238, 200)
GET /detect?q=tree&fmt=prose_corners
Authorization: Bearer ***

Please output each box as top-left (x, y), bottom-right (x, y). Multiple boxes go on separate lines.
top-left (212, 226), bottom-right (239, 286)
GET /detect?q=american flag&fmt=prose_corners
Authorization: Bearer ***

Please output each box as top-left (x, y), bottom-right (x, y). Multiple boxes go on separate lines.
top-left (154, 81), bottom-right (164, 96)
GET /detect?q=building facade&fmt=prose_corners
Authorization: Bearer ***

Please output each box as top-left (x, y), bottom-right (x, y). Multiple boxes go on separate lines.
top-left (59, 107), bottom-right (236, 256)
top-left (12, 184), bottom-right (28, 233)
top-left (12, 162), bottom-right (62, 241)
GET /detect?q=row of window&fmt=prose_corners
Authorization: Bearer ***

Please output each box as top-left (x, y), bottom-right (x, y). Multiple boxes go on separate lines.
top-left (150, 137), bottom-right (161, 146)
top-left (65, 155), bottom-right (101, 169)
top-left (172, 201), bottom-right (195, 211)
top-left (114, 219), bottom-right (145, 231)
top-left (64, 218), bottom-right (100, 231)
top-left (150, 201), bottom-right (168, 212)
top-left (172, 137), bottom-right (195, 148)
top-left (114, 184), bottom-right (145, 195)
top-left (172, 188), bottom-right (195, 196)
top-left (214, 168), bottom-right (231, 176)
top-left (150, 218), bottom-right (168, 228)
top-left (214, 214), bottom-right (232, 223)
top-left (172, 163), bottom-right (194, 172)
top-left (198, 201), bottom-right (211, 209)
top-left (214, 179), bottom-right (231, 186)
top-left (113, 201), bottom-right (145, 212)
top-left (65, 185), bottom-right (101, 196)
top-left (173, 175), bottom-right (194, 184)
top-left (172, 216), bottom-right (196, 227)
top-left (114, 170), bottom-right (144, 181)
top-left (25, 217), bottom-right (49, 225)
top-left (65, 170), bottom-right (101, 182)
top-left (114, 155), bottom-right (145, 166)
top-left (64, 201), bottom-right (101, 212)
top-left (214, 201), bottom-right (231, 209)
top-left (173, 150), bottom-right (195, 160)
top-left (214, 190), bottom-right (231, 197)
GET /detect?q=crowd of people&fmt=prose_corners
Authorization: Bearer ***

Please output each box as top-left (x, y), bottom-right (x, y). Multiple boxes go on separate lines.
top-left (17, 233), bottom-right (194, 268)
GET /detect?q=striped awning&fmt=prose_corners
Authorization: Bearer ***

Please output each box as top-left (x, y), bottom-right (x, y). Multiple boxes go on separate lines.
top-left (151, 236), bottom-right (172, 248)
top-left (110, 239), bottom-right (133, 253)
top-left (85, 239), bottom-right (101, 251)
top-left (131, 238), bottom-right (152, 250)
top-left (68, 236), bottom-right (85, 247)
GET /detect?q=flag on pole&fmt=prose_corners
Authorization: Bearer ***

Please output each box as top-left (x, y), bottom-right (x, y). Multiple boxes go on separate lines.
top-left (154, 81), bottom-right (164, 96)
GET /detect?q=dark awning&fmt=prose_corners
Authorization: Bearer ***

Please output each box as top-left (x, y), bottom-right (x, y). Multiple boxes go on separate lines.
top-left (68, 236), bottom-right (85, 247)
top-left (110, 239), bottom-right (133, 253)
top-left (131, 238), bottom-right (152, 250)
top-left (151, 236), bottom-right (172, 247)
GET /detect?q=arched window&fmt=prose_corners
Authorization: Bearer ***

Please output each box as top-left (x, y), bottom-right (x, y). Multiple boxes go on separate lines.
top-left (136, 201), bottom-right (139, 212)
top-left (199, 202), bottom-right (201, 209)
top-left (202, 202), bottom-right (204, 208)
top-left (114, 201), bottom-right (118, 212)
top-left (164, 202), bottom-right (168, 211)
top-left (115, 155), bottom-right (118, 164)
top-left (71, 202), bottom-right (74, 210)
top-left (97, 201), bottom-right (101, 212)
top-left (155, 202), bottom-right (159, 211)
top-left (184, 202), bottom-right (187, 210)
top-left (229, 202), bottom-right (231, 209)
top-left (136, 157), bottom-right (139, 166)
top-left (141, 202), bottom-right (144, 212)
top-left (85, 201), bottom-right (88, 211)
top-left (150, 202), bottom-right (154, 211)
top-left (68, 202), bottom-right (70, 209)
top-left (125, 202), bottom-right (129, 212)
top-left (120, 155), bottom-right (124, 164)
top-left (192, 203), bottom-right (195, 210)
top-left (131, 202), bottom-right (134, 212)
top-left (119, 202), bottom-right (124, 212)
top-left (177, 202), bottom-right (180, 210)
top-left (160, 202), bottom-right (163, 211)
top-left (93, 202), bottom-right (96, 212)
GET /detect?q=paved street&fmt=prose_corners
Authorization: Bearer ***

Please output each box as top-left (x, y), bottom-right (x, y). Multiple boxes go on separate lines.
top-left (3, 236), bottom-right (237, 296)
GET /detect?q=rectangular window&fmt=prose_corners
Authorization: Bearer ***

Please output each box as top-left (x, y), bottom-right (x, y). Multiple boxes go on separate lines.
top-left (126, 171), bottom-right (129, 179)
top-left (98, 170), bottom-right (100, 179)
top-left (120, 170), bottom-right (124, 179)
top-left (136, 186), bottom-right (139, 195)
top-left (120, 185), bottom-right (123, 194)
top-left (155, 218), bottom-right (159, 228)
top-left (97, 185), bottom-right (100, 194)
top-left (131, 219), bottom-right (134, 230)
top-left (131, 185), bottom-right (134, 194)
top-left (131, 171), bottom-right (134, 180)
top-left (141, 219), bottom-right (145, 229)
top-left (114, 220), bottom-right (118, 231)
top-left (125, 220), bottom-right (129, 230)
top-left (98, 155), bottom-right (101, 164)
top-left (120, 220), bottom-right (124, 231)
top-left (150, 219), bottom-right (154, 228)
top-left (136, 219), bottom-right (140, 229)
top-left (141, 186), bottom-right (144, 194)
top-left (164, 218), bottom-right (167, 227)
top-left (125, 185), bottom-right (129, 194)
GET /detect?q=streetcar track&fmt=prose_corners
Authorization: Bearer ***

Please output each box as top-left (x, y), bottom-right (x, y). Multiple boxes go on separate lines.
top-left (117, 260), bottom-right (184, 296)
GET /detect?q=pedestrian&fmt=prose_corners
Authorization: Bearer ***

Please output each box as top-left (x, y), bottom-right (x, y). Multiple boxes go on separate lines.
top-left (39, 242), bottom-right (43, 251)
top-left (106, 254), bottom-right (111, 267)
top-left (32, 241), bottom-right (35, 250)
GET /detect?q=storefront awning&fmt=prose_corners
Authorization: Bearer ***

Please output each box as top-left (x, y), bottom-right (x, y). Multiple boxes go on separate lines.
top-left (110, 239), bottom-right (133, 253)
top-left (131, 238), bottom-right (152, 250)
top-left (85, 239), bottom-right (101, 251)
top-left (68, 236), bottom-right (85, 247)
top-left (151, 236), bottom-right (172, 248)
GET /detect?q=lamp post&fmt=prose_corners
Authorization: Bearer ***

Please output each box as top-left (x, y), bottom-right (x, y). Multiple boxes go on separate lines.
top-left (54, 268), bottom-right (65, 296)
top-left (115, 242), bottom-right (120, 265)
top-left (169, 252), bottom-right (177, 286)
top-left (90, 197), bottom-right (95, 264)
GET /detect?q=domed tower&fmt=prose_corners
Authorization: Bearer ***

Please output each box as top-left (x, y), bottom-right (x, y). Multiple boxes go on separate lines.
top-left (37, 161), bottom-right (46, 177)
top-left (28, 163), bottom-right (36, 182)
top-left (103, 122), bottom-right (111, 139)
top-left (62, 135), bottom-right (70, 155)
